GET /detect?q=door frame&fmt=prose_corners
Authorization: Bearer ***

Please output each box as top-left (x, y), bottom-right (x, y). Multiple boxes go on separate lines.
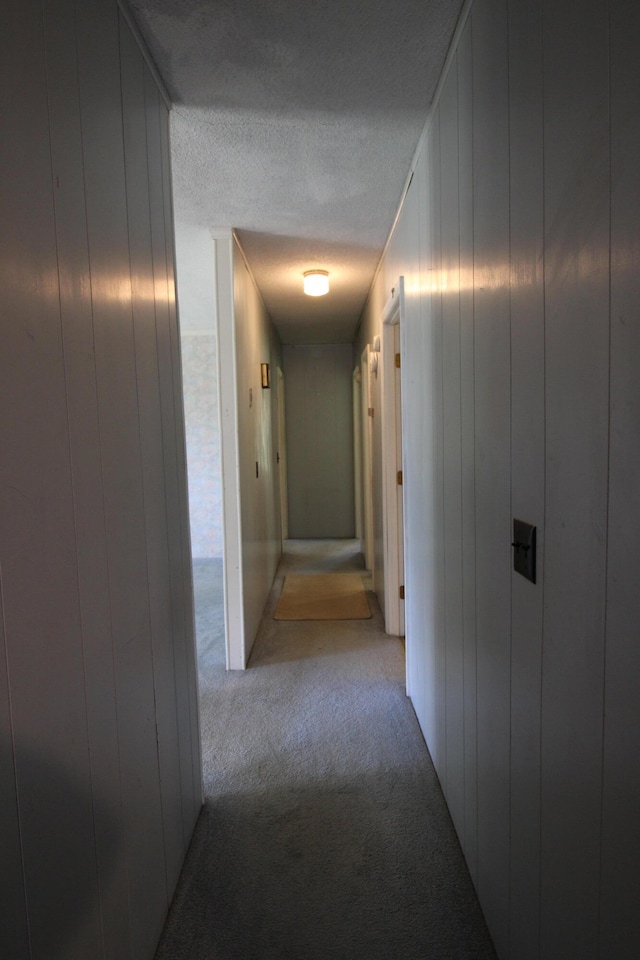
top-left (360, 345), bottom-right (375, 578)
top-left (380, 277), bottom-right (406, 637)
top-left (276, 366), bottom-right (288, 542)
top-left (214, 232), bottom-right (246, 670)
top-left (352, 366), bottom-right (363, 547)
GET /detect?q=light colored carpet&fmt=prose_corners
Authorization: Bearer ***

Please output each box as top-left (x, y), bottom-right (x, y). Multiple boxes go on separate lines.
top-left (155, 541), bottom-right (496, 960)
top-left (274, 572), bottom-right (371, 620)
top-left (192, 557), bottom-right (225, 673)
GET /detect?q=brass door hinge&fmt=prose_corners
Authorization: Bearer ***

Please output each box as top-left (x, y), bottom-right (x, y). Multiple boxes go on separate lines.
top-left (399, 585), bottom-right (405, 600)
top-left (397, 470), bottom-right (403, 486)
top-left (395, 352), bottom-right (401, 368)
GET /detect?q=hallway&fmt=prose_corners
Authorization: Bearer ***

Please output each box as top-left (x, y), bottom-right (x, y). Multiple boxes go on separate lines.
top-left (155, 541), bottom-right (496, 960)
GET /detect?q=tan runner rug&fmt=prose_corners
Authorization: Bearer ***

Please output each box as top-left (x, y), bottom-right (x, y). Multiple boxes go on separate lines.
top-left (274, 573), bottom-right (371, 621)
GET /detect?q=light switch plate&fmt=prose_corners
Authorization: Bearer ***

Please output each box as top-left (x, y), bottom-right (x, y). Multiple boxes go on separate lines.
top-left (513, 519), bottom-right (536, 584)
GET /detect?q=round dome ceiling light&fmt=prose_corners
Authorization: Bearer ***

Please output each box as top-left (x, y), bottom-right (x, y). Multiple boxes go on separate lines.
top-left (303, 270), bottom-right (329, 296)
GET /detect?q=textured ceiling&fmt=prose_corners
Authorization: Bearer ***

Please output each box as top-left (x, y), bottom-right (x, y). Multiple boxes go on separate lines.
top-left (127, 0), bottom-right (465, 343)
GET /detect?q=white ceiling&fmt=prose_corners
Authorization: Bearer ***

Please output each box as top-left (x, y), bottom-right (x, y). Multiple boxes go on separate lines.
top-left (127, 0), bottom-right (465, 343)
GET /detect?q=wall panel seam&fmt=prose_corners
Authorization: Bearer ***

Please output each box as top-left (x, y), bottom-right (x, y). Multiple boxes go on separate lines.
top-left (44, 0), bottom-right (106, 950)
top-left (596, 9), bottom-right (613, 952)
top-left (505, 0), bottom-right (513, 947)
top-left (0, 568), bottom-right (32, 958)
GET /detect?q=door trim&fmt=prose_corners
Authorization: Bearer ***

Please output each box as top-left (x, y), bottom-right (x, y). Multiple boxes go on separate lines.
top-left (276, 367), bottom-right (288, 542)
top-left (381, 277), bottom-right (405, 637)
top-left (360, 345), bottom-right (375, 578)
top-left (353, 366), bottom-right (363, 547)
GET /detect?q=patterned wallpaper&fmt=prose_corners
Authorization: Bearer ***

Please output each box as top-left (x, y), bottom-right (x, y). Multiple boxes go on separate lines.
top-left (180, 333), bottom-right (223, 558)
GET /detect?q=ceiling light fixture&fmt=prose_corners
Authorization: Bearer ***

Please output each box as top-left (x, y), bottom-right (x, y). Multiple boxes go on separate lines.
top-left (303, 270), bottom-right (329, 297)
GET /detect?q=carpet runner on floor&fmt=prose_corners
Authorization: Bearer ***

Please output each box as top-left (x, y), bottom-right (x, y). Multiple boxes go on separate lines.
top-left (274, 572), bottom-right (371, 620)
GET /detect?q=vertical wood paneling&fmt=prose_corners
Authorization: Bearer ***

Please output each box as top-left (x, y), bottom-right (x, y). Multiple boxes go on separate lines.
top-left (44, 0), bottom-right (125, 954)
top-left (0, 3), bottom-right (102, 958)
top-left (215, 236), bottom-right (247, 669)
top-left (507, 1), bottom-right (545, 956)
top-left (0, 5), bottom-right (55, 958)
top-left (76, 2), bottom-right (153, 954)
top-left (233, 256), bottom-right (261, 644)
top-left (421, 145), bottom-right (437, 759)
top-left (223, 239), bottom-right (282, 662)
top-left (406, 147), bottom-right (438, 748)
top-left (397, 176), bottom-right (423, 702)
top-left (456, 20), bottom-right (478, 882)
top-left (241, 266), bottom-right (263, 597)
top-left (156, 89), bottom-right (195, 833)
top-left (471, 0), bottom-right (511, 952)
top-left (142, 65), bottom-right (190, 888)
top-left (158, 96), bottom-right (200, 826)
top-left (0, 595), bottom-right (30, 955)
top-left (600, 4), bottom-right (640, 956)
top-left (356, 4), bottom-right (640, 960)
top-left (146, 65), bottom-right (196, 851)
top-left (1, 3), bottom-right (199, 957)
top-left (119, 18), bottom-right (175, 952)
top-left (439, 64), bottom-right (465, 839)
top-left (159, 106), bottom-right (202, 828)
top-left (541, 0), bottom-right (610, 954)
top-left (430, 110), bottom-right (447, 781)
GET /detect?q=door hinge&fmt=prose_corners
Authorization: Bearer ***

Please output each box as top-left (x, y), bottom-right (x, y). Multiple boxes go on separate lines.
top-left (399, 585), bottom-right (405, 600)
top-left (397, 470), bottom-right (403, 486)
top-left (368, 407), bottom-right (374, 418)
top-left (395, 352), bottom-right (401, 368)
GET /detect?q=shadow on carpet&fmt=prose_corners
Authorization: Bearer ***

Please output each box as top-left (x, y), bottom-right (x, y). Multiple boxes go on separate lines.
top-left (155, 547), bottom-right (496, 960)
top-left (155, 773), bottom-right (496, 960)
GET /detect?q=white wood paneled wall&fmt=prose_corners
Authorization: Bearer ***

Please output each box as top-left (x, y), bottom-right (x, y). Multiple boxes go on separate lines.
top-left (216, 235), bottom-right (282, 668)
top-left (602, 4), bottom-right (640, 954)
top-left (233, 240), bottom-right (283, 661)
top-left (356, 0), bottom-right (640, 957)
top-left (540, 0), bottom-right (611, 954)
top-left (0, 2), bottom-right (201, 957)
